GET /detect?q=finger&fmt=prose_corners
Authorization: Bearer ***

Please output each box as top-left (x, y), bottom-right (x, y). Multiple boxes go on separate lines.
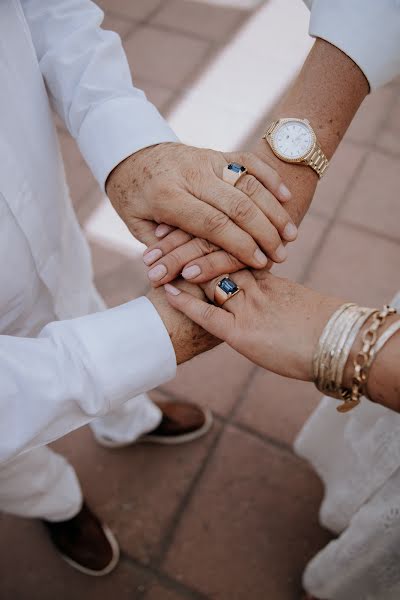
top-left (143, 229), bottom-right (193, 267)
top-left (203, 179), bottom-right (287, 263)
top-left (127, 218), bottom-right (159, 246)
top-left (235, 174), bottom-right (297, 242)
top-left (155, 223), bottom-right (175, 238)
top-left (147, 237), bottom-right (218, 286)
top-left (182, 250), bottom-right (244, 283)
top-left (227, 151), bottom-right (292, 203)
top-left (200, 270), bottom-right (255, 313)
top-left (156, 192), bottom-right (269, 269)
top-left (164, 284), bottom-right (234, 341)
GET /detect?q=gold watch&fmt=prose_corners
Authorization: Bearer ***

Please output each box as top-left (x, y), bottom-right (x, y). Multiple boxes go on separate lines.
top-left (263, 118), bottom-right (329, 178)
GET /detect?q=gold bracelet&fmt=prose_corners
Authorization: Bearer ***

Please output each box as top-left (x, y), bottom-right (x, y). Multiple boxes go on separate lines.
top-left (339, 305), bottom-right (397, 413)
top-left (314, 304), bottom-right (367, 399)
top-left (333, 308), bottom-right (376, 393)
top-left (313, 303), bottom-right (355, 388)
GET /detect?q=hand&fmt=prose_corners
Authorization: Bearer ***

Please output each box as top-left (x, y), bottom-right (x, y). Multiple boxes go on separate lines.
top-left (164, 271), bottom-right (343, 380)
top-left (143, 226), bottom-right (244, 286)
top-left (147, 280), bottom-right (220, 365)
top-left (106, 142), bottom-right (297, 270)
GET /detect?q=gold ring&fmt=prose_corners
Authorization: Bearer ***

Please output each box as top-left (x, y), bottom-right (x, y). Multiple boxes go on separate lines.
top-left (222, 163), bottom-right (247, 187)
top-left (214, 275), bottom-right (241, 306)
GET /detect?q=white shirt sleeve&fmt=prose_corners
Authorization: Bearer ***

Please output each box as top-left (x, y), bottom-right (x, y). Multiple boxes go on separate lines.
top-left (305, 0), bottom-right (400, 89)
top-left (0, 297), bottom-right (176, 463)
top-left (21, 0), bottom-right (179, 187)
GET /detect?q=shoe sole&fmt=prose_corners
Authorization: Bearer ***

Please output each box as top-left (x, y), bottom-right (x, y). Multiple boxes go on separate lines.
top-left (96, 407), bottom-right (213, 448)
top-left (140, 407), bottom-right (213, 445)
top-left (59, 524), bottom-right (120, 577)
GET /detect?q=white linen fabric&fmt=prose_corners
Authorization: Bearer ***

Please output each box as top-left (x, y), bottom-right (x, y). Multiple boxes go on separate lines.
top-left (304, 0), bottom-right (400, 89)
top-left (0, 0), bottom-right (179, 466)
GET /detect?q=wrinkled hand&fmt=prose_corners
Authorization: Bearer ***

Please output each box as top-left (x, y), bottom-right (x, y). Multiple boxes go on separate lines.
top-left (138, 220), bottom-right (220, 364)
top-left (142, 224), bottom-right (279, 286)
top-left (164, 271), bottom-right (343, 380)
top-left (147, 280), bottom-right (220, 365)
top-left (106, 142), bottom-right (297, 271)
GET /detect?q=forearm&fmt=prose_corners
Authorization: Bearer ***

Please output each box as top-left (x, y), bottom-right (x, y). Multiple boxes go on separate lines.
top-left (253, 38), bottom-right (369, 226)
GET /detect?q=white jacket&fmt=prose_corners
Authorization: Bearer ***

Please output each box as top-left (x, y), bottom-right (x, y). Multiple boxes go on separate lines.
top-left (0, 0), bottom-right (178, 462)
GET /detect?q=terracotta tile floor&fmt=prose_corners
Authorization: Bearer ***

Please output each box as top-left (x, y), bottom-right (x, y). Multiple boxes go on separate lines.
top-left (2, 1), bottom-right (400, 599)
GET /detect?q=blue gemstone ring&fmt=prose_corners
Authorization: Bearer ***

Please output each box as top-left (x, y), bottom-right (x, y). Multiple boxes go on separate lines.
top-left (222, 162), bottom-right (248, 187)
top-left (214, 275), bottom-right (241, 306)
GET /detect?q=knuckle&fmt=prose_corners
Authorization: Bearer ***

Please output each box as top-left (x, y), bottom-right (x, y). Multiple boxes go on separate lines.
top-left (195, 238), bottom-right (216, 255)
top-left (240, 175), bottom-right (262, 198)
top-left (199, 254), bottom-right (219, 276)
top-left (201, 304), bottom-right (217, 323)
top-left (225, 252), bottom-right (241, 270)
top-left (231, 196), bottom-right (257, 223)
top-left (165, 250), bottom-right (185, 272)
top-left (204, 211), bottom-right (230, 235)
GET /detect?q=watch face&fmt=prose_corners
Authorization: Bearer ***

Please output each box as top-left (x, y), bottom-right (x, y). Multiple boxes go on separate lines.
top-left (273, 120), bottom-right (314, 160)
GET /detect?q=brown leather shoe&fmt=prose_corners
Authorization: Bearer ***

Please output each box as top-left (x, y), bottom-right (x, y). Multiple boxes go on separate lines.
top-left (141, 401), bottom-right (213, 445)
top-left (42, 502), bottom-right (119, 576)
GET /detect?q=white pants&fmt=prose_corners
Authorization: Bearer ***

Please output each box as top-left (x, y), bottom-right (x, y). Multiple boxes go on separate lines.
top-left (0, 392), bottom-right (162, 522)
top-left (0, 394), bottom-right (161, 521)
top-left (0, 284), bottom-right (163, 522)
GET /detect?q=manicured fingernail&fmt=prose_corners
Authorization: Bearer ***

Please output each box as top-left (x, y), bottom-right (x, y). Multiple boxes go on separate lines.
top-left (254, 248), bottom-right (268, 266)
top-left (182, 265), bottom-right (201, 280)
top-left (283, 222), bottom-right (297, 241)
top-left (143, 248), bottom-right (163, 266)
top-left (148, 264), bottom-right (167, 281)
top-left (275, 244), bottom-right (287, 262)
top-left (155, 224), bottom-right (172, 238)
top-left (164, 284), bottom-right (181, 296)
top-left (279, 183), bottom-right (292, 201)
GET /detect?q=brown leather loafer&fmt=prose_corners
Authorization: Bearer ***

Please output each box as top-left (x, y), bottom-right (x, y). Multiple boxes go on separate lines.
top-left (140, 401), bottom-right (213, 445)
top-left (42, 502), bottom-right (119, 576)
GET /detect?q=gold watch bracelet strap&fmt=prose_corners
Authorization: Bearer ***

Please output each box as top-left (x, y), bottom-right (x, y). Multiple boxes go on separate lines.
top-left (307, 146), bottom-right (329, 178)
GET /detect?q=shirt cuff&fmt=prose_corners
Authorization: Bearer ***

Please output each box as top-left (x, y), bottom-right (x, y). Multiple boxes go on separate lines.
top-left (309, 0), bottom-right (400, 89)
top-left (77, 97), bottom-right (179, 189)
top-left (65, 296), bottom-right (177, 412)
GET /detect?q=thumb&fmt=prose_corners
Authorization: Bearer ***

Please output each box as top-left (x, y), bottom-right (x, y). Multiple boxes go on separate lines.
top-left (164, 284), bottom-right (234, 342)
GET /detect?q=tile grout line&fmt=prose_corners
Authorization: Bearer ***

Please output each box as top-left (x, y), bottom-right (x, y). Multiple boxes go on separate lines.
top-left (150, 363), bottom-right (259, 573)
top-left (119, 553), bottom-right (210, 600)
top-left (335, 217), bottom-right (400, 248)
top-left (300, 88), bottom-right (400, 285)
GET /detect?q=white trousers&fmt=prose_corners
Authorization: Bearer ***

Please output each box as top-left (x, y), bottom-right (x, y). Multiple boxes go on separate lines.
top-left (0, 393), bottom-right (162, 522)
top-left (0, 284), bottom-right (163, 522)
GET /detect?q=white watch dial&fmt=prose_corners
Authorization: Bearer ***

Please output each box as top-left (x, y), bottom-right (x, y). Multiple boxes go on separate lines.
top-left (273, 120), bottom-right (313, 160)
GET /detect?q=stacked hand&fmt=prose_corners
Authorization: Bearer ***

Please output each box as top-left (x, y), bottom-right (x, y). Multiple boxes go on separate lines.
top-left (105, 141), bottom-right (303, 370)
top-left (107, 142), bottom-right (298, 286)
top-left (164, 270), bottom-right (342, 381)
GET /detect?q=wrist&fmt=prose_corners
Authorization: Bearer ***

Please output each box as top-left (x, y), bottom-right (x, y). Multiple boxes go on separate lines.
top-left (253, 137), bottom-right (317, 227)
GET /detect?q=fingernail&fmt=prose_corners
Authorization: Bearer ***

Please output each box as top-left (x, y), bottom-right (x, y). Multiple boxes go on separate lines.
top-left (182, 265), bottom-right (201, 280)
top-left (254, 248), bottom-right (268, 266)
top-left (279, 183), bottom-right (292, 201)
top-left (164, 284), bottom-right (181, 296)
top-left (275, 244), bottom-right (287, 262)
top-left (143, 248), bottom-right (163, 266)
top-left (155, 224), bottom-right (172, 238)
top-left (283, 222), bottom-right (297, 241)
top-left (148, 264), bottom-right (167, 281)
